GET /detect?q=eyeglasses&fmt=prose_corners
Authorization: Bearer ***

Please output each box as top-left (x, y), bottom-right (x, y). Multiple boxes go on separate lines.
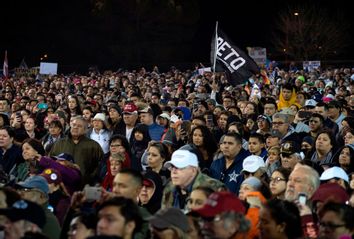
top-left (270, 177), bottom-right (286, 183)
top-left (318, 221), bottom-right (346, 230)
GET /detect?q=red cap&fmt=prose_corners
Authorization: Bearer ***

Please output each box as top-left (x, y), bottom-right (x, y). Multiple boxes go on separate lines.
top-left (143, 179), bottom-right (155, 188)
top-left (123, 103), bottom-right (138, 114)
top-left (311, 182), bottom-right (349, 204)
top-left (193, 191), bottom-right (245, 217)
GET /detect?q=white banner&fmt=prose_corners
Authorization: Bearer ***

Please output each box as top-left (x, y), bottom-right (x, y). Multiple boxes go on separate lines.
top-left (198, 67), bottom-right (212, 75)
top-left (40, 62), bottom-right (58, 75)
top-left (303, 61), bottom-right (321, 71)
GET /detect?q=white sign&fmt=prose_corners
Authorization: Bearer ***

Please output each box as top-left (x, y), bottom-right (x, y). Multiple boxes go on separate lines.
top-left (247, 47), bottom-right (267, 65)
top-left (198, 67), bottom-right (212, 75)
top-left (40, 62), bottom-right (58, 75)
top-left (303, 61), bottom-right (321, 72)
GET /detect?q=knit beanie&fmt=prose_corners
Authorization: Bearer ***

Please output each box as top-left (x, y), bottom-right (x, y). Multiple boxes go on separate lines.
top-left (241, 176), bottom-right (262, 191)
top-left (303, 136), bottom-right (314, 146)
top-left (109, 104), bottom-right (122, 115)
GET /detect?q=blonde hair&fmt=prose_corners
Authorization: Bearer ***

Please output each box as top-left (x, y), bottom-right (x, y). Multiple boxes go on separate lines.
top-left (109, 153), bottom-right (125, 163)
top-left (269, 146), bottom-right (280, 154)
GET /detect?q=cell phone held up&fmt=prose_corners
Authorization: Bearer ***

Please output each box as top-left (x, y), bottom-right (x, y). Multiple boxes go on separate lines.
top-left (37, 103), bottom-right (48, 110)
top-left (298, 192), bottom-right (307, 205)
top-left (206, 115), bottom-right (214, 128)
top-left (83, 185), bottom-right (102, 202)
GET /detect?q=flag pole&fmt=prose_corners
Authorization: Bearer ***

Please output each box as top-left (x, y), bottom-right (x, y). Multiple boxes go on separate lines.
top-left (212, 21), bottom-right (218, 73)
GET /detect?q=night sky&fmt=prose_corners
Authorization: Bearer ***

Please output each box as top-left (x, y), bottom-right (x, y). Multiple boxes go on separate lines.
top-left (1, 0), bottom-right (352, 73)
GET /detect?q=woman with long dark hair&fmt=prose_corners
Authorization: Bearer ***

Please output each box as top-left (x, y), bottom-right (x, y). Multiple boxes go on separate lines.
top-left (65, 95), bottom-right (82, 121)
top-left (145, 141), bottom-right (170, 185)
top-left (259, 199), bottom-right (303, 239)
top-left (189, 125), bottom-right (217, 170)
top-left (331, 144), bottom-right (354, 175)
top-left (16, 138), bottom-right (44, 181)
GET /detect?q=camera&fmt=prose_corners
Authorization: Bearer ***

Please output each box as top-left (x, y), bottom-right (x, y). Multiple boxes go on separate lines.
top-left (83, 185), bottom-right (102, 202)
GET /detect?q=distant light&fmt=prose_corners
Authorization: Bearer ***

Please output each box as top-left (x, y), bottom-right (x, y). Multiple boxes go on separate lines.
top-left (40, 58), bottom-right (43, 60)
top-left (294, 12), bottom-right (299, 16)
top-left (44, 54), bottom-right (48, 58)
top-left (283, 48), bottom-right (287, 52)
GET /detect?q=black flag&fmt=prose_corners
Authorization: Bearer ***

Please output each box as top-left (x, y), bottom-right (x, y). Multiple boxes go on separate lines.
top-left (211, 26), bottom-right (259, 86)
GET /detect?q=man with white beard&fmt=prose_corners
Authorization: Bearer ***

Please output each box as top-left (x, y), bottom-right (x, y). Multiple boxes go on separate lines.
top-left (285, 163), bottom-right (320, 202)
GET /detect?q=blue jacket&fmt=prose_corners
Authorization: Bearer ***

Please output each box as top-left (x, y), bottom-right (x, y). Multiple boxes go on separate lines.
top-left (210, 148), bottom-right (250, 194)
top-left (0, 144), bottom-right (24, 174)
top-left (148, 123), bottom-right (165, 141)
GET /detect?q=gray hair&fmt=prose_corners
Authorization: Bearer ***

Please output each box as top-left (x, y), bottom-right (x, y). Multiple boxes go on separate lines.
top-left (294, 163), bottom-right (320, 196)
top-left (222, 211), bottom-right (250, 233)
top-left (71, 116), bottom-right (88, 130)
top-left (272, 113), bottom-right (289, 123)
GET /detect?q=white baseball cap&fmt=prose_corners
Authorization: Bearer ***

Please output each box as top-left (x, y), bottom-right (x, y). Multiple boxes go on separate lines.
top-left (241, 155), bottom-right (265, 173)
top-left (92, 113), bottom-right (106, 122)
top-left (320, 166), bottom-right (349, 183)
top-left (164, 150), bottom-right (198, 169)
top-left (304, 99), bottom-right (317, 107)
top-left (170, 114), bottom-right (180, 124)
top-left (158, 113), bottom-right (171, 121)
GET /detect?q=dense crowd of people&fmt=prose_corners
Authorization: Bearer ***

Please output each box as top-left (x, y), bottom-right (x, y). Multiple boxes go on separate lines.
top-left (0, 64), bottom-right (354, 239)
